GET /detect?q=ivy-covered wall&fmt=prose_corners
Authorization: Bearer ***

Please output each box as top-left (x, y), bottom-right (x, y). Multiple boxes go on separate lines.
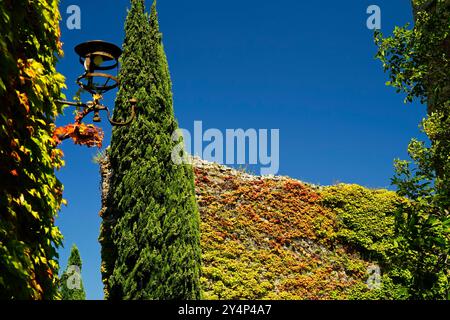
top-left (194, 158), bottom-right (408, 300)
top-left (0, 0), bottom-right (65, 299)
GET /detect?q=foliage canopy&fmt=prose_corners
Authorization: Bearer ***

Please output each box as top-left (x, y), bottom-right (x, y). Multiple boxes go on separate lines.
top-left (375, 0), bottom-right (450, 299)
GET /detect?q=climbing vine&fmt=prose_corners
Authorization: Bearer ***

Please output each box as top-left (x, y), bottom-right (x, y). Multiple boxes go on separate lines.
top-left (195, 162), bottom-right (407, 300)
top-left (0, 0), bottom-right (66, 299)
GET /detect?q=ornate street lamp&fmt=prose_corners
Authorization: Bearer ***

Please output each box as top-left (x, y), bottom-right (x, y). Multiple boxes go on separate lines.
top-left (58, 40), bottom-right (136, 126)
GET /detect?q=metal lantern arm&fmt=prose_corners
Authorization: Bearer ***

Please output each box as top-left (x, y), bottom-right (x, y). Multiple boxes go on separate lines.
top-left (56, 100), bottom-right (87, 108)
top-left (103, 98), bottom-right (137, 127)
top-left (56, 98), bottom-right (137, 126)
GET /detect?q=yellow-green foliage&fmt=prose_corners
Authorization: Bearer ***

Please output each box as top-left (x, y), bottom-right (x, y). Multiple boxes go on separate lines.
top-left (0, 0), bottom-right (65, 299)
top-left (194, 164), bottom-right (406, 300)
top-left (320, 184), bottom-right (402, 260)
top-left (320, 184), bottom-right (409, 299)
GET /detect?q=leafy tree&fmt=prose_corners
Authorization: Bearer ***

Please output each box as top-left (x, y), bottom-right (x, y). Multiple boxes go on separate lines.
top-left (100, 0), bottom-right (202, 299)
top-left (375, 0), bottom-right (450, 299)
top-left (0, 0), bottom-right (65, 299)
top-left (59, 245), bottom-right (86, 300)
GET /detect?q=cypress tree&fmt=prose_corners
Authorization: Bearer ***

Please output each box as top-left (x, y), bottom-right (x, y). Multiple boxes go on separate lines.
top-left (100, 0), bottom-right (201, 299)
top-left (59, 245), bottom-right (86, 300)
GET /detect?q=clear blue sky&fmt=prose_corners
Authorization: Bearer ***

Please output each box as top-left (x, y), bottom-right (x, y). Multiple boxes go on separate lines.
top-left (56, 0), bottom-right (425, 300)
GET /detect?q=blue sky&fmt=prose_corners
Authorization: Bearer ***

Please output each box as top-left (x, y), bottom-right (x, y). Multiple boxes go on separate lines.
top-left (56, 0), bottom-right (425, 300)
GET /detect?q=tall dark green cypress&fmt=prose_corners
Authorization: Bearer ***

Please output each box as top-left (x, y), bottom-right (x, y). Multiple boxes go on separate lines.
top-left (59, 245), bottom-right (86, 300)
top-left (100, 0), bottom-right (201, 299)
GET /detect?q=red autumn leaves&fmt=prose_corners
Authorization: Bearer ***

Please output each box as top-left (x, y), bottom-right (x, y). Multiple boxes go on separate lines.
top-left (54, 113), bottom-right (104, 148)
top-left (54, 122), bottom-right (104, 148)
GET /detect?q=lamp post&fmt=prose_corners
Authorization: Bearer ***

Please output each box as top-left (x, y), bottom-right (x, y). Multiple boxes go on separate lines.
top-left (58, 40), bottom-right (136, 126)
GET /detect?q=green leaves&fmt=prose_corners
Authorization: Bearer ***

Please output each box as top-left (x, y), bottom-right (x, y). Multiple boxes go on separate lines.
top-left (375, 0), bottom-right (450, 300)
top-left (0, 0), bottom-right (65, 300)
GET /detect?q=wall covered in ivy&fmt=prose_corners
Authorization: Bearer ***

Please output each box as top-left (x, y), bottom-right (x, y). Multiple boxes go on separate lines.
top-left (0, 0), bottom-right (65, 299)
top-left (194, 158), bottom-right (408, 300)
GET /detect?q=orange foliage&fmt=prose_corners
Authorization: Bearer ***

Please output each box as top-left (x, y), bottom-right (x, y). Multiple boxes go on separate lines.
top-left (54, 122), bottom-right (104, 148)
top-left (194, 165), bottom-right (373, 300)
